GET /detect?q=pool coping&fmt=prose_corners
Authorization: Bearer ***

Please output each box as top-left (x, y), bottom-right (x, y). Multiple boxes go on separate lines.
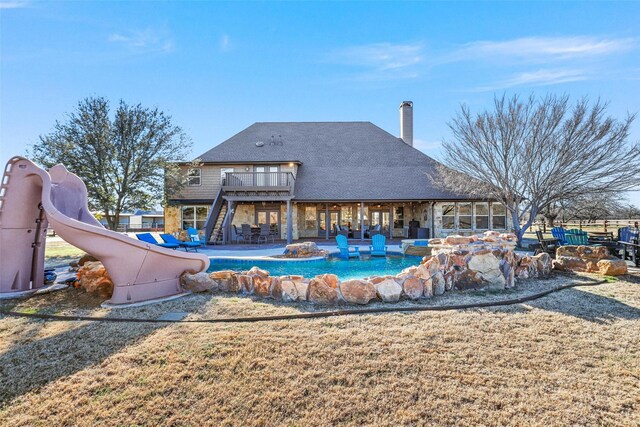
top-left (209, 250), bottom-right (413, 263)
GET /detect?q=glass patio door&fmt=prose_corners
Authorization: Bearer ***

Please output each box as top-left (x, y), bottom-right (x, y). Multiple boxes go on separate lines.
top-left (254, 166), bottom-right (278, 186)
top-left (318, 211), bottom-right (340, 236)
top-left (257, 209), bottom-right (280, 235)
top-left (370, 210), bottom-right (390, 235)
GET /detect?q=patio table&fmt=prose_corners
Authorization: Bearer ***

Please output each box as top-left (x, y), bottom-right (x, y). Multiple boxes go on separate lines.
top-left (619, 238), bottom-right (639, 267)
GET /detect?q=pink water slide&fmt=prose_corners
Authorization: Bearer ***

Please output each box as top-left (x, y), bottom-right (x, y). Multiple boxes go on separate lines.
top-left (0, 157), bottom-right (209, 305)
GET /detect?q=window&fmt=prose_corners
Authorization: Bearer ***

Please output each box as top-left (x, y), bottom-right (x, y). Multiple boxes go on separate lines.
top-left (475, 203), bottom-right (489, 229)
top-left (458, 203), bottom-right (472, 229)
top-left (187, 168), bottom-right (201, 186)
top-left (393, 207), bottom-right (404, 228)
top-left (181, 205), bottom-right (209, 230)
top-left (304, 207), bottom-right (316, 230)
top-left (492, 203), bottom-right (507, 229)
top-left (442, 204), bottom-right (455, 229)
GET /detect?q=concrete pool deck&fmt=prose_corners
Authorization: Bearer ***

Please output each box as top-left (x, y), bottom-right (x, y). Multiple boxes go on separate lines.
top-left (199, 242), bottom-right (536, 259)
top-left (199, 242), bottom-right (382, 259)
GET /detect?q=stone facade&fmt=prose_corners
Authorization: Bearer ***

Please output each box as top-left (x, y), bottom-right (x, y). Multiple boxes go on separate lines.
top-left (164, 205), bottom-right (181, 235)
top-left (164, 199), bottom-right (513, 241)
top-left (231, 204), bottom-right (256, 230)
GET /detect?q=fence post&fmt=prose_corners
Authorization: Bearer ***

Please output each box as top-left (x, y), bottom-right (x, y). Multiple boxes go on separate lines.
top-left (604, 220), bottom-right (608, 233)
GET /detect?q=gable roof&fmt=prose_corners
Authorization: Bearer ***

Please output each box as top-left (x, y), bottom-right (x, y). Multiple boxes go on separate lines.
top-left (197, 122), bottom-right (470, 201)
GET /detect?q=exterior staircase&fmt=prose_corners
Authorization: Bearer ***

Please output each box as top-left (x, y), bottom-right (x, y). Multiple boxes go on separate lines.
top-left (208, 204), bottom-right (227, 244)
top-left (203, 188), bottom-right (226, 244)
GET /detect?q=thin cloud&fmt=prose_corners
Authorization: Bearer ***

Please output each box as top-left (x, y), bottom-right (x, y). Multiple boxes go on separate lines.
top-left (108, 29), bottom-right (175, 54)
top-left (0, 0), bottom-right (30, 8)
top-left (219, 34), bottom-right (231, 52)
top-left (473, 69), bottom-right (589, 92)
top-left (443, 36), bottom-right (636, 64)
top-left (330, 42), bottom-right (424, 80)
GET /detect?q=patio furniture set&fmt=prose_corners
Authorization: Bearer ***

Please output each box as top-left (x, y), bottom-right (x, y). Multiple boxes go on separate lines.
top-left (534, 226), bottom-right (639, 266)
top-left (336, 233), bottom-right (388, 259)
top-left (230, 224), bottom-right (279, 244)
top-left (135, 227), bottom-right (207, 252)
top-left (335, 224), bottom-right (383, 239)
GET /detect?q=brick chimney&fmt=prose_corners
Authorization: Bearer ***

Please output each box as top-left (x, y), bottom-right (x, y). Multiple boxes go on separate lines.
top-left (399, 101), bottom-right (413, 146)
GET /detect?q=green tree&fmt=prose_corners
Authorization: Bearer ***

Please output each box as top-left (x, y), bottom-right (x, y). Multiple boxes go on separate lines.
top-left (31, 97), bottom-right (191, 230)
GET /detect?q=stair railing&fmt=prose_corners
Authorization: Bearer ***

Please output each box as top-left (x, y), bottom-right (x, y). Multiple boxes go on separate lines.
top-left (203, 187), bottom-right (224, 242)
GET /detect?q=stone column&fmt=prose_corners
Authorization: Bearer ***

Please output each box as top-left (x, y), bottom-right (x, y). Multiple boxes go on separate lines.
top-left (286, 200), bottom-right (293, 244)
top-left (325, 203), bottom-right (329, 240)
top-left (360, 202), bottom-right (364, 241)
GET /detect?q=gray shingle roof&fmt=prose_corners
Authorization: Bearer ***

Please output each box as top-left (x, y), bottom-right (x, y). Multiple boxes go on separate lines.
top-left (197, 122), bottom-right (471, 201)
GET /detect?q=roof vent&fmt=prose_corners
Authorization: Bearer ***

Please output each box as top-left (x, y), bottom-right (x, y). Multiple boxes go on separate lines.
top-left (255, 141), bottom-right (264, 147)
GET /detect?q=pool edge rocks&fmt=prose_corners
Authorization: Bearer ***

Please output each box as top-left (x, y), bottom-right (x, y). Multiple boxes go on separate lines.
top-left (180, 232), bottom-right (551, 305)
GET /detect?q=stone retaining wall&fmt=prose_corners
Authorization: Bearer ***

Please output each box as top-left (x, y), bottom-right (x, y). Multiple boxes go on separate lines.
top-left (181, 231), bottom-right (551, 305)
top-left (553, 245), bottom-right (628, 276)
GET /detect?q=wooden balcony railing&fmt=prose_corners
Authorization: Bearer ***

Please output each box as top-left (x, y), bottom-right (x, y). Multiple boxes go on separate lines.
top-left (222, 172), bottom-right (294, 193)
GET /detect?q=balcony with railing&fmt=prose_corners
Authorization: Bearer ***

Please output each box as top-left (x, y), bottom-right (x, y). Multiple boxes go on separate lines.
top-left (222, 172), bottom-right (295, 198)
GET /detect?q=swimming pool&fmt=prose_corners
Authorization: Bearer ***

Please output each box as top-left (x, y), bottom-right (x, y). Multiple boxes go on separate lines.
top-left (207, 253), bottom-right (421, 280)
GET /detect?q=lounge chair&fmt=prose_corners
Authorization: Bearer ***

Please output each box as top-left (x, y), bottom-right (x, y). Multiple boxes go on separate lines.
top-left (187, 227), bottom-right (206, 246)
top-left (136, 232), bottom-right (179, 249)
top-left (160, 233), bottom-right (202, 252)
top-left (369, 234), bottom-right (388, 256)
top-left (369, 224), bottom-right (382, 237)
top-left (551, 227), bottom-right (567, 245)
top-left (336, 234), bottom-right (360, 259)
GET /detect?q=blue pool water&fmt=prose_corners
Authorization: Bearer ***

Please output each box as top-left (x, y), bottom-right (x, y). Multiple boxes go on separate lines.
top-left (207, 254), bottom-right (421, 280)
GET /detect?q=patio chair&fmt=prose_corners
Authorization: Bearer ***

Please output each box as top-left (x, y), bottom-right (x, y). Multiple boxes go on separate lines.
top-left (551, 227), bottom-right (567, 245)
top-left (369, 234), bottom-right (388, 256)
top-left (565, 230), bottom-right (589, 245)
top-left (335, 224), bottom-right (349, 237)
top-left (336, 234), bottom-right (360, 259)
top-left (231, 224), bottom-right (244, 244)
top-left (240, 224), bottom-right (254, 244)
top-left (187, 227), bottom-right (206, 247)
top-left (618, 226), bottom-right (640, 266)
top-left (159, 233), bottom-right (201, 252)
top-left (136, 232), bottom-right (179, 249)
top-left (534, 230), bottom-right (560, 256)
top-left (369, 224), bottom-right (382, 237)
top-left (257, 224), bottom-right (274, 244)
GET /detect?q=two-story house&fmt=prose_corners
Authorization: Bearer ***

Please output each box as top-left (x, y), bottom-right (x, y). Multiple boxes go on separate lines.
top-left (164, 102), bottom-right (512, 243)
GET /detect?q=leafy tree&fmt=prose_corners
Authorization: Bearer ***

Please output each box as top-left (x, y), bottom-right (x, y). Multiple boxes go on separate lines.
top-left (31, 97), bottom-right (191, 230)
top-left (438, 94), bottom-right (640, 246)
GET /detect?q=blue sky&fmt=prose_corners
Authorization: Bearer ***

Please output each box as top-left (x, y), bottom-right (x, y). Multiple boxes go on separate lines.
top-left (1, 0), bottom-right (639, 205)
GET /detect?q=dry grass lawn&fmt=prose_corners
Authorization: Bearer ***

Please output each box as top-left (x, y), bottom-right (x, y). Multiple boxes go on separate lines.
top-left (0, 273), bottom-right (639, 426)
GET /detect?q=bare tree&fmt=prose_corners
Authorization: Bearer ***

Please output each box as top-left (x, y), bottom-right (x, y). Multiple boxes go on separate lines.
top-left (614, 203), bottom-right (640, 220)
top-left (438, 94), bottom-right (640, 246)
top-left (31, 97), bottom-right (191, 230)
top-left (562, 194), bottom-right (624, 222)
